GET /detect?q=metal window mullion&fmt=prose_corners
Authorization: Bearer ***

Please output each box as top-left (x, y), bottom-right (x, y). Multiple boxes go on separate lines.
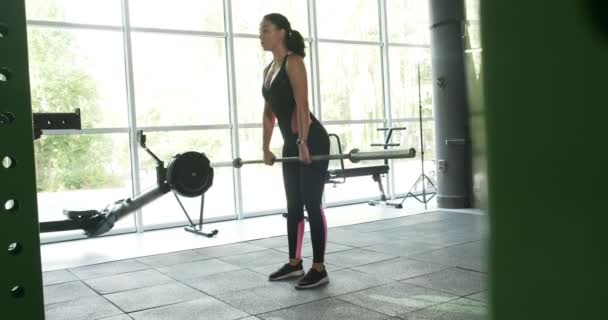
top-left (393, 116), bottom-right (435, 122)
top-left (379, 0), bottom-right (397, 199)
top-left (223, 0), bottom-right (243, 220)
top-left (387, 42), bottom-right (430, 48)
top-left (137, 124), bottom-right (232, 132)
top-left (40, 127), bottom-right (130, 135)
top-left (26, 19), bottom-right (123, 31)
top-left (317, 38), bottom-right (381, 46)
top-left (234, 32), bottom-right (314, 42)
top-left (129, 26), bottom-right (225, 38)
top-left (120, 0), bottom-right (143, 232)
top-left (308, 0), bottom-right (322, 119)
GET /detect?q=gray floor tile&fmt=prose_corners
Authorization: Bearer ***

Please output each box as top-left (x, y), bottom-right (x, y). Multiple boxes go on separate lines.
top-left (215, 282), bottom-right (329, 314)
top-left (99, 315), bottom-right (133, 320)
top-left (342, 213), bottom-right (448, 233)
top-left (45, 295), bottom-right (123, 320)
top-left (419, 231), bottom-right (485, 248)
top-left (247, 236), bottom-right (291, 248)
top-left (363, 239), bottom-right (445, 257)
top-left (325, 248), bottom-right (397, 268)
top-left (442, 214), bottom-right (487, 228)
top-left (135, 250), bottom-right (212, 268)
top-left (369, 220), bottom-right (481, 243)
top-left (466, 291), bottom-right (488, 303)
top-left (336, 282), bottom-right (458, 316)
top-left (85, 269), bottom-right (174, 294)
top-left (69, 259), bottom-right (149, 280)
top-left (402, 268), bottom-right (487, 297)
top-left (195, 242), bottom-right (268, 258)
top-left (104, 282), bottom-right (206, 313)
top-left (258, 298), bottom-right (388, 320)
top-left (43, 269), bottom-right (78, 286)
top-left (432, 241), bottom-right (485, 257)
top-left (408, 243), bottom-right (487, 273)
top-left (341, 219), bottom-right (411, 233)
top-left (274, 242), bottom-right (354, 257)
top-left (371, 221), bottom-right (473, 241)
top-left (43, 281), bottom-right (99, 305)
top-left (367, 227), bottom-right (424, 241)
top-left (315, 269), bottom-right (393, 296)
top-left (400, 298), bottom-right (487, 320)
top-left (219, 249), bottom-right (288, 268)
top-left (238, 318), bottom-right (262, 320)
top-left (129, 296), bottom-right (249, 320)
top-left (352, 257), bottom-right (448, 281)
top-left (327, 229), bottom-right (393, 247)
top-left (183, 269), bottom-right (269, 296)
top-left (156, 258), bottom-right (242, 281)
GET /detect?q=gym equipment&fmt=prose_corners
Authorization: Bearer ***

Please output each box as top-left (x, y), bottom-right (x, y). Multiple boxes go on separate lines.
top-left (39, 130), bottom-right (218, 238)
top-left (394, 64), bottom-right (437, 209)
top-left (367, 127), bottom-right (407, 208)
top-left (1, 0), bottom-right (45, 317)
top-left (232, 148), bottom-right (416, 168)
top-left (327, 131), bottom-right (402, 208)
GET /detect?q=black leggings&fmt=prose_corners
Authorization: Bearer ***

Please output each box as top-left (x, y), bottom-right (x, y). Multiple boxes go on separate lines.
top-left (282, 134), bottom-right (330, 263)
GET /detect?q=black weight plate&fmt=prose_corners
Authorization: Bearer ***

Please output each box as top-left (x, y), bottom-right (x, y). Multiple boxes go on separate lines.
top-left (167, 151), bottom-right (213, 197)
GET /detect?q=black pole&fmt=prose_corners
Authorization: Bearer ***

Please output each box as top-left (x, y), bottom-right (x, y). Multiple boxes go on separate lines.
top-left (417, 64), bottom-right (428, 209)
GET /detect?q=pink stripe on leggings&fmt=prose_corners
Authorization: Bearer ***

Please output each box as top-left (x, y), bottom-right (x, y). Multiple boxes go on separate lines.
top-left (295, 219), bottom-right (305, 259)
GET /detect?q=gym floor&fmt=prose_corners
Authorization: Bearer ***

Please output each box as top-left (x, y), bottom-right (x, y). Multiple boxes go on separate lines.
top-left (41, 201), bottom-right (488, 320)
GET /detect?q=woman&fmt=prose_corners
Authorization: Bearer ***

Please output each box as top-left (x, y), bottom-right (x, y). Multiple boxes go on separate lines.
top-left (259, 13), bottom-right (330, 289)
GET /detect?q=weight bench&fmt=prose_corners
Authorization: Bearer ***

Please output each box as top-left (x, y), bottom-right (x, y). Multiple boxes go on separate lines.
top-left (325, 132), bottom-right (401, 208)
top-left (326, 164), bottom-right (393, 206)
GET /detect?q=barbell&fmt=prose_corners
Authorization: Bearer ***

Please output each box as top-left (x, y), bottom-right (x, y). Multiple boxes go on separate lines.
top-left (232, 148), bottom-right (416, 168)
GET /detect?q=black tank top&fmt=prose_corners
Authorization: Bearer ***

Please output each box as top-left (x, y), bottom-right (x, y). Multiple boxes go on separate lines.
top-left (262, 54), bottom-right (325, 145)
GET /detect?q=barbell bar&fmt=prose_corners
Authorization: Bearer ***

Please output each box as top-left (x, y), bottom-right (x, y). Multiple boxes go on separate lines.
top-left (232, 148), bottom-right (416, 168)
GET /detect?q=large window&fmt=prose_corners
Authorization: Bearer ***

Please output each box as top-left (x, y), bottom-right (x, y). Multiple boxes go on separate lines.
top-left (233, 38), bottom-right (272, 124)
top-left (316, 0), bottom-right (379, 41)
top-left (36, 133), bottom-right (134, 241)
top-left (128, 0), bottom-right (224, 32)
top-left (28, 27), bottom-right (129, 128)
top-left (386, 0), bottom-right (430, 45)
top-left (231, 0), bottom-right (309, 36)
top-left (26, 0), bottom-right (122, 26)
top-left (318, 43), bottom-right (383, 121)
top-left (238, 128), bottom-right (285, 213)
top-left (131, 33), bottom-right (229, 127)
top-left (389, 48), bottom-right (433, 119)
top-left (26, 0), bottom-right (435, 242)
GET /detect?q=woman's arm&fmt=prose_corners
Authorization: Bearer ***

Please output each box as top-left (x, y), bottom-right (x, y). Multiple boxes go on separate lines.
top-left (262, 101), bottom-right (275, 152)
top-left (285, 55), bottom-right (311, 144)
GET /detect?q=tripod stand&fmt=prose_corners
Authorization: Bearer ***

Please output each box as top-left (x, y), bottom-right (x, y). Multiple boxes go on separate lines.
top-left (395, 64), bottom-right (437, 209)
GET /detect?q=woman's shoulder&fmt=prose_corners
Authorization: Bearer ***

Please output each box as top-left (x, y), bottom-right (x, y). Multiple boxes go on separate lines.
top-left (285, 53), bottom-right (304, 70)
top-left (285, 52), bottom-right (303, 61)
